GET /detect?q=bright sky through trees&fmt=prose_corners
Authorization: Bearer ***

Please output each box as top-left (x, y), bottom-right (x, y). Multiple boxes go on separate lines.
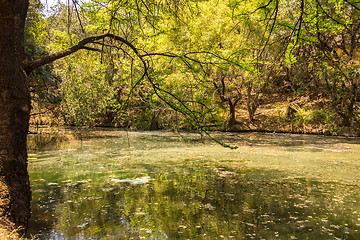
top-left (41, 0), bottom-right (89, 7)
top-left (41, 0), bottom-right (63, 7)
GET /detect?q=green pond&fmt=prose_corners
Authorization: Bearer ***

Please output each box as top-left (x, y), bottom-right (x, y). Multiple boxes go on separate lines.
top-left (26, 127), bottom-right (360, 239)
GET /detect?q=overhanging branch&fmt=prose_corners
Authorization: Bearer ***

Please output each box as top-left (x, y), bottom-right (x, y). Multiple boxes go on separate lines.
top-left (22, 32), bottom-right (140, 74)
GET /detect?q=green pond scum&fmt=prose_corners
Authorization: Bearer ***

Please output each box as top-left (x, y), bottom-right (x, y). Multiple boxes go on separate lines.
top-left (27, 128), bottom-right (360, 239)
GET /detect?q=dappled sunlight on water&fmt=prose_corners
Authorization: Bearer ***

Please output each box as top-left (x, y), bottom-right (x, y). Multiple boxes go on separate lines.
top-left (27, 129), bottom-right (360, 239)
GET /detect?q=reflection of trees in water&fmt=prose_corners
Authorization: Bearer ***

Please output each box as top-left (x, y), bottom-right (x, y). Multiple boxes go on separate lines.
top-left (28, 165), bottom-right (360, 240)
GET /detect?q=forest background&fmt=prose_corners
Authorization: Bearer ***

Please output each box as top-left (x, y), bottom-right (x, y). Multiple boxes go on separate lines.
top-left (27, 0), bottom-right (360, 136)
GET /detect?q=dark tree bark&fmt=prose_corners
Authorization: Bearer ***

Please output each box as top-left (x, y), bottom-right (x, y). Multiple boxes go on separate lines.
top-left (0, 0), bottom-right (31, 234)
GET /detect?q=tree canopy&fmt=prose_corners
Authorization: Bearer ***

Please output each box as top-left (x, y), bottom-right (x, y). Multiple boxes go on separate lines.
top-left (26, 0), bottom-right (359, 135)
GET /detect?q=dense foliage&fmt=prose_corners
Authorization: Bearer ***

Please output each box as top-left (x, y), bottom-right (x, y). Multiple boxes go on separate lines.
top-left (27, 0), bottom-right (360, 135)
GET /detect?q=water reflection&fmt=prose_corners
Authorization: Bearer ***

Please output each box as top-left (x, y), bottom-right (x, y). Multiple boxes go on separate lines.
top-left (27, 129), bottom-right (360, 239)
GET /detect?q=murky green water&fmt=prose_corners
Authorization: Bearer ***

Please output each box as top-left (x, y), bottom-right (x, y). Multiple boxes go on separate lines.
top-left (27, 128), bottom-right (360, 239)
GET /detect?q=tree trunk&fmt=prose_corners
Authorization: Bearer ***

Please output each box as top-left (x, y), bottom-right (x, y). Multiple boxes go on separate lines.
top-left (228, 101), bottom-right (236, 129)
top-left (0, 0), bottom-right (31, 234)
top-left (246, 84), bottom-right (259, 122)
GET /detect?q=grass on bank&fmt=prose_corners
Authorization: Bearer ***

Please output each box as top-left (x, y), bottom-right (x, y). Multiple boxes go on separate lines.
top-left (0, 228), bottom-right (36, 240)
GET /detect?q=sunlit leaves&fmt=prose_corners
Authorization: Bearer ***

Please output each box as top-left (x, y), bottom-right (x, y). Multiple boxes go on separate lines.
top-left (32, 0), bottom-right (360, 129)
